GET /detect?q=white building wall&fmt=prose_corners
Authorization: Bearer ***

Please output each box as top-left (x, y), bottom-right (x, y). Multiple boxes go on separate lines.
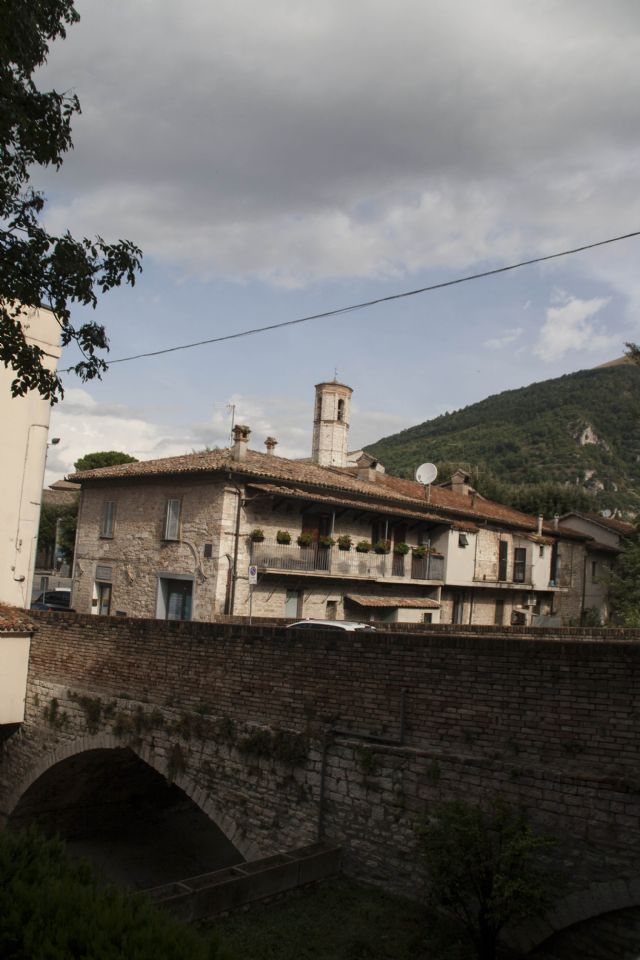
top-left (0, 634), bottom-right (31, 723)
top-left (0, 308), bottom-right (60, 608)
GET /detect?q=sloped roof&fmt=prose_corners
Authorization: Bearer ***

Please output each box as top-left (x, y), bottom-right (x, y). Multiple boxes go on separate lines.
top-left (345, 595), bottom-right (440, 609)
top-left (0, 604), bottom-right (33, 632)
top-left (68, 446), bottom-right (586, 539)
top-left (560, 511), bottom-right (636, 538)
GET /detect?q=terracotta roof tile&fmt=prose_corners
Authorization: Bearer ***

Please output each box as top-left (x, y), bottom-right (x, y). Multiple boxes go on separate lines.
top-left (68, 446), bottom-right (586, 540)
top-left (0, 604), bottom-right (33, 632)
top-left (345, 595), bottom-right (440, 609)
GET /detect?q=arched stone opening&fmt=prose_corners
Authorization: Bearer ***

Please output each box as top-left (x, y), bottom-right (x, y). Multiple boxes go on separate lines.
top-left (7, 744), bottom-right (246, 889)
top-left (510, 877), bottom-right (640, 955)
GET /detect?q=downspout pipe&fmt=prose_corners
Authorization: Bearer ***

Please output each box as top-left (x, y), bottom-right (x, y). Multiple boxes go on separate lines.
top-left (227, 472), bottom-right (243, 615)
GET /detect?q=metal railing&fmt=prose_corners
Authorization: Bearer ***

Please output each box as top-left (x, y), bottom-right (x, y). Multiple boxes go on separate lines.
top-left (250, 540), bottom-right (445, 581)
top-left (474, 562), bottom-right (534, 586)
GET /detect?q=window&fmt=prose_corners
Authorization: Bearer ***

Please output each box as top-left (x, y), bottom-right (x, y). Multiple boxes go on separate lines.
top-left (157, 577), bottom-right (193, 621)
top-left (498, 541), bottom-right (508, 581)
top-left (513, 547), bottom-right (527, 583)
top-left (337, 398), bottom-right (345, 421)
top-left (539, 545), bottom-right (545, 557)
top-left (96, 582), bottom-right (112, 616)
top-left (495, 598), bottom-right (505, 626)
top-left (326, 600), bottom-right (338, 620)
top-left (285, 589), bottom-right (302, 618)
top-left (164, 499), bottom-right (181, 540)
top-left (591, 560), bottom-right (598, 581)
top-left (423, 612), bottom-right (433, 624)
top-left (453, 594), bottom-right (464, 624)
top-left (101, 501), bottom-right (115, 538)
top-left (458, 533), bottom-right (469, 547)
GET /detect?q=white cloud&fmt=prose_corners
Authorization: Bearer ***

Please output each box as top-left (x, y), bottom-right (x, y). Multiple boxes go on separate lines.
top-left (484, 327), bottom-right (523, 350)
top-left (533, 292), bottom-right (617, 362)
top-left (44, 387), bottom-right (409, 485)
top-left (33, 0), bottom-right (640, 299)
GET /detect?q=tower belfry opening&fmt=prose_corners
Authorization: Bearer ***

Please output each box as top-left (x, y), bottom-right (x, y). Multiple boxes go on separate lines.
top-left (311, 381), bottom-right (353, 467)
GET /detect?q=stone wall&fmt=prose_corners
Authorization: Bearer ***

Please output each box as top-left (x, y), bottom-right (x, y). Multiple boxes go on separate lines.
top-left (2, 612), bottom-right (640, 912)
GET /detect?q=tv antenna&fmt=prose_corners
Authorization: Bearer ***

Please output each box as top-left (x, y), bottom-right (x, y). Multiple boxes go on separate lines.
top-left (415, 462), bottom-right (438, 502)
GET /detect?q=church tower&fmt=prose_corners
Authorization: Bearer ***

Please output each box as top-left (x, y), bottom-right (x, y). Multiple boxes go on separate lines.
top-left (311, 380), bottom-right (353, 467)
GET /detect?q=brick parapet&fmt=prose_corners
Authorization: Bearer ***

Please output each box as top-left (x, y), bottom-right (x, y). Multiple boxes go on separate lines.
top-left (2, 613), bottom-right (640, 919)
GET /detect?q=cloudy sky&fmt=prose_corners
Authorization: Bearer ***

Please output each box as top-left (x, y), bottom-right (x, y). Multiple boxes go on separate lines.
top-left (38, 0), bottom-right (640, 482)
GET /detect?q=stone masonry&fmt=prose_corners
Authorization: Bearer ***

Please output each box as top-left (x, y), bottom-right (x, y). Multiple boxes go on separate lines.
top-left (2, 612), bottom-right (640, 950)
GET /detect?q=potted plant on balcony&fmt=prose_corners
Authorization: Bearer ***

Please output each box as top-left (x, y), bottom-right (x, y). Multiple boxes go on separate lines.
top-left (374, 539), bottom-right (391, 554)
top-left (276, 530), bottom-right (291, 544)
top-left (250, 528), bottom-right (265, 543)
top-left (297, 532), bottom-right (313, 547)
top-left (356, 540), bottom-right (371, 553)
top-left (412, 545), bottom-right (428, 559)
top-left (337, 534), bottom-right (352, 551)
top-left (318, 535), bottom-right (335, 548)
top-left (394, 542), bottom-right (410, 555)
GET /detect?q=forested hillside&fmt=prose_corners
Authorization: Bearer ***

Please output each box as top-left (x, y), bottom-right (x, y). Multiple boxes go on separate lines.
top-left (365, 365), bottom-right (640, 516)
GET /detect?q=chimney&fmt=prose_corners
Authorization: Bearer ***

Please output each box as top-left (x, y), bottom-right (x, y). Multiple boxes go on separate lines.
top-left (553, 514), bottom-right (559, 530)
top-left (232, 424), bottom-right (251, 462)
top-left (450, 469), bottom-right (472, 497)
top-left (265, 436), bottom-right (278, 455)
top-left (537, 515), bottom-right (543, 536)
top-left (357, 458), bottom-right (378, 483)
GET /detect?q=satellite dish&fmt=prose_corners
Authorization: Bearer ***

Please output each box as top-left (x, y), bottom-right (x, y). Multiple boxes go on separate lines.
top-left (415, 463), bottom-right (438, 485)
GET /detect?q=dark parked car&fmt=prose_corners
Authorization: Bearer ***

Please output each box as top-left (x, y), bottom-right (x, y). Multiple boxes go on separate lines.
top-left (31, 589), bottom-right (72, 611)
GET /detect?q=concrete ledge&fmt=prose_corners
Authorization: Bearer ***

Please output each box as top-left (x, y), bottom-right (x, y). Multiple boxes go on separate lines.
top-left (145, 842), bottom-right (342, 921)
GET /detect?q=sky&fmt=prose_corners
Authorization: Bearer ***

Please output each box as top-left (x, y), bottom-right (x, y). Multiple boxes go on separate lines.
top-left (36, 0), bottom-right (640, 483)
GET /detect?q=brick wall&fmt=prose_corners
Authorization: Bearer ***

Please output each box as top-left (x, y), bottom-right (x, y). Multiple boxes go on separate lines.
top-left (2, 612), bottom-right (639, 905)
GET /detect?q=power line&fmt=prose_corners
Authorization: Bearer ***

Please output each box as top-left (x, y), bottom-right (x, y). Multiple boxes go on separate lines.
top-left (59, 229), bottom-right (640, 373)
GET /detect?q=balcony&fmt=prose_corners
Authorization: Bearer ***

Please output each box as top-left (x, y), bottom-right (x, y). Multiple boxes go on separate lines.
top-left (250, 540), bottom-right (445, 582)
top-left (473, 562), bottom-right (534, 587)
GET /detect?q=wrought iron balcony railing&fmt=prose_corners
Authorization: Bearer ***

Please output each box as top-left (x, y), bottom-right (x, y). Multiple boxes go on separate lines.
top-left (250, 540), bottom-right (445, 582)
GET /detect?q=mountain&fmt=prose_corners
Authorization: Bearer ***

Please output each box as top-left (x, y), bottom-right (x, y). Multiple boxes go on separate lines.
top-left (364, 364), bottom-right (640, 515)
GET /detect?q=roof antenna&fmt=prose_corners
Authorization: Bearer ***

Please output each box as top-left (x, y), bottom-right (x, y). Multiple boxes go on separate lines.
top-left (226, 402), bottom-right (236, 446)
top-left (333, 366), bottom-right (338, 381)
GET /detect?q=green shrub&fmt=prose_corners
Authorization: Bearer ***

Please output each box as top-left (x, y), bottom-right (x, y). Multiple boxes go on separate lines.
top-left (0, 828), bottom-right (229, 959)
top-left (419, 799), bottom-right (560, 959)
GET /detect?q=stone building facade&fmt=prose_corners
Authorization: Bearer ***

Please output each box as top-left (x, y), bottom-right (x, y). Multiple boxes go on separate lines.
top-left (68, 382), bottom-right (590, 625)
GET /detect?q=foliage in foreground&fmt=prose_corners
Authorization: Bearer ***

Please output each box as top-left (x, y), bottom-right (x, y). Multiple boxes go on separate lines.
top-left (420, 800), bottom-right (559, 960)
top-left (0, 0), bottom-right (142, 401)
top-left (0, 828), bottom-right (228, 960)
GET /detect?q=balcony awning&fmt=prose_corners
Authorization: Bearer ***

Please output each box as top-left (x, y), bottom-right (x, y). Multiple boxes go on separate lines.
top-left (345, 595), bottom-right (440, 609)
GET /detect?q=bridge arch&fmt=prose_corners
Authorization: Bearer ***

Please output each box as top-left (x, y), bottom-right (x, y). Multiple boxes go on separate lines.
top-left (2, 733), bottom-right (262, 862)
top-left (510, 876), bottom-right (640, 953)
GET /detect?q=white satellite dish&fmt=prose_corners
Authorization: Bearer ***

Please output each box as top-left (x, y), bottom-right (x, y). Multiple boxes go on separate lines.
top-left (415, 462), bottom-right (438, 486)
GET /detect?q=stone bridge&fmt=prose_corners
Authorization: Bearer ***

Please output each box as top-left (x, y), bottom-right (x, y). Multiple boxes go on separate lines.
top-left (1, 613), bottom-right (640, 953)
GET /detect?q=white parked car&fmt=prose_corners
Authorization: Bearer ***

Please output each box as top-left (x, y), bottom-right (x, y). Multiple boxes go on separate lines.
top-left (286, 619), bottom-right (376, 632)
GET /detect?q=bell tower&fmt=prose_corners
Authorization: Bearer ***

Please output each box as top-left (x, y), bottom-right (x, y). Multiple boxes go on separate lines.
top-left (311, 380), bottom-right (353, 467)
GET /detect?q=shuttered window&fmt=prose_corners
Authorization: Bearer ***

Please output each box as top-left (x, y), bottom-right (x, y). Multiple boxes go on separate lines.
top-left (101, 501), bottom-right (115, 538)
top-left (164, 499), bottom-right (181, 540)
